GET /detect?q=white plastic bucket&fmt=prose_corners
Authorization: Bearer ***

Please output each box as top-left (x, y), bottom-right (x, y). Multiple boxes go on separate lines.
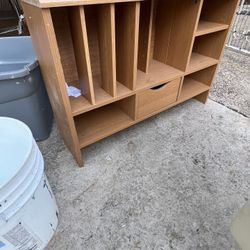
top-left (0, 117), bottom-right (58, 250)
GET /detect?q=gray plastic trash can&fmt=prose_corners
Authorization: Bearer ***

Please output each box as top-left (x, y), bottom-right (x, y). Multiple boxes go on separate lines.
top-left (0, 36), bottom-right (53, 141)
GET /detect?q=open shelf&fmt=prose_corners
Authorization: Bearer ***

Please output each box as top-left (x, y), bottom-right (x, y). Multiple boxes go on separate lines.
top-left (180, 65), bottom-right (217, 102)
top-left (75, 97), bottom-right (136, 147)
top-left (200, 0), bottom-right (239, 26)
top-left (179, 78), bottom-right (210, 103)
top-left (137, 60), bottom-right (183, 91)
top-left (137, 0), bottom-right (201, 86)
top-left (196, 21), bottom-right (229, 37)
top-left (70, 81), bottom-right (132, 116)
top-left (187, 52), bottom-right (218, 74)
top-left (193, 30), bottom-right (228, 59)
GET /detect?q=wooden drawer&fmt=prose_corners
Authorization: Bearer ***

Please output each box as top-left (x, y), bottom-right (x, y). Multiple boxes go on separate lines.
top-left (137, 78), bottom-right (181, 118)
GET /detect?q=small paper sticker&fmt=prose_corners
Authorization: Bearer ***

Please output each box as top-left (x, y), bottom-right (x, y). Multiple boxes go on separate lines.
top-left (65, 82), bottom-right (82, 98)
top-left (3, 222), bottom-right (41, 250)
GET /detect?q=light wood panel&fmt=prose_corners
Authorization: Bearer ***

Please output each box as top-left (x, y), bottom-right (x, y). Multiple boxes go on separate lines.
top-left (22, 3), bottom-right (83, 166)
top-left (187, 52), bottom-right (218, 74)
top-left (196, 21), bottom-right (229, 37)
top-left (153, 0), bottom-right (175, 64)
top-left (119, 95), bottom-right (137, 120)
top-left (75, 102), bottom-right (134, 147)
top-left (137, 60), bottom-right (183, 90)
top-left (69, 6), bottom-right (95, 104)
top-left (70, 81), bottom-right (132, 116)
top-left (188, 65), bottom-right (217, 87)
top-left (116, 2), bottom-right (140, 90)
top-left (179, 78), bottom-right (210, 102)
top-left (97, 4), bottom-right (116, 97)
top-left (22, 0), bottom-right (143, 8)
top-left (85, 5), bottom-right (116, 98)
top-left (154, 0), bottom-right (203, 71)
top-left (193, 30), bottom-right (228, 60)
top-left (137, 0), bottom-right (154, 73)
top-left (51, 8), bottom-right (79, 84)
top-left (137, 78), bottom-right (181, 118)
top-left (200, 0), bottom-right (239, 25)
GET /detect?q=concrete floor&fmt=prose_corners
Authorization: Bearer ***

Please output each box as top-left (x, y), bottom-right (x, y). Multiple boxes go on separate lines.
top-left (211, 49), bottom-right (250, 118)
top-left (39, 49), bottom-right (250, 250)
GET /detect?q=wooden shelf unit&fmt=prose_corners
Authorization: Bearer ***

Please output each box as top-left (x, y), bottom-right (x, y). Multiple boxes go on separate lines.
top-left (22, 0), bottom-right (239, 166)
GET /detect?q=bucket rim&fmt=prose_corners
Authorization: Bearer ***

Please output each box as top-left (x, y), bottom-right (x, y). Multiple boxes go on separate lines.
top-left (0, 117), bottom-right (34, 189)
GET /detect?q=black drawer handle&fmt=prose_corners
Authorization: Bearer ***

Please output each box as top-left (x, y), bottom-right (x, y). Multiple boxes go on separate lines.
top-left (151, 82), bottom-right (168, 90)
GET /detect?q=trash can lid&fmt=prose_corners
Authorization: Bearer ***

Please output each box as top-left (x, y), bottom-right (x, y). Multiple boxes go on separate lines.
top-left (0, 117), bottom-right (33, 189)
top-left (0, 36), bottom-right (38, 80)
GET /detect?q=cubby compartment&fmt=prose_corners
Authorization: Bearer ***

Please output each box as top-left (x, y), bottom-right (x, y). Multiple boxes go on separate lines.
top-left (83, 4), bottom-right (117, 102)
top-left (137, 78), bottom-right (181, 119)
top-left (115, 2), bottom-right (140, 91)
top-left (197, 0), bottom-right (238, 36)
top-left (75, 96), bottom-right (136, 147)
top-left (51, 7), bottom-right (99, 113)
top-left (188, 30), bottom-right (227, 74)
top-left (180, 65), bottom-right (217, 102)
top-left (137, 0), bottom-right (202, 90)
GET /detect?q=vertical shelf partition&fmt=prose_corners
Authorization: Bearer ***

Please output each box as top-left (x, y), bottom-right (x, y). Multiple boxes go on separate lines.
top-left (22, 0), bottom-right (239, 166)
top-left (84, 4), bottom-right (116, 102)
top-left (136, 0), bottom-right (203, 90)
top-left (115, 2), bottom-right (140, 91)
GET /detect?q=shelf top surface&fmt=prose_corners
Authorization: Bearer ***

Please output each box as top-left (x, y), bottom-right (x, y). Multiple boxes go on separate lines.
top-left (22, 0), bottom-right (143, 8)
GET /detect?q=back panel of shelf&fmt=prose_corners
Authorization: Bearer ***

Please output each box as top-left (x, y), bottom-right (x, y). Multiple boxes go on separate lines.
top-left (180, 65), bottom-right (217, 102)
top-left (137, 0), bottom-right (203, 90)
top-left (200, 0), bottom-right (239, 25)
top-left (74, 96), bottom-right (136, 147)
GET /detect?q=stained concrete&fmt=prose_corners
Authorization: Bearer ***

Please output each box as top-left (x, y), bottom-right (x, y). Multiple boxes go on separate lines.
top-left (39, 99), bottom-right (250, 250)
top-left (210, 49), bottom-right (250, 118)
top-left (38, 48), bottom-right (250, 250)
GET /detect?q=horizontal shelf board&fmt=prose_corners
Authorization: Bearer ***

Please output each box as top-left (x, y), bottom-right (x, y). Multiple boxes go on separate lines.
top-left (187, 53), bottom-right (218, 75)
top-left (196, 21), bottom-right (229, 37)
top-left (179, 78), bottom-right (210, 102)
top-left (23, 0), bottom-right (143, 8)
top-left (137, 60), bottom-right (183, 91)
top-left (70, 82), bottom-right (132, 116)
top-left (76, 105), bottom-right (133, 147)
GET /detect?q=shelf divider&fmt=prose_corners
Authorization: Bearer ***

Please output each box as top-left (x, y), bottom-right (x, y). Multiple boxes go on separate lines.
top-left (116, 2), bottom-right (140, 90)
top-left (97, 3), bottom-right (117, 97)
top-left (137, 0), bottom-right (154, 73)
top-left (70, 6), bottom-right (95, 104)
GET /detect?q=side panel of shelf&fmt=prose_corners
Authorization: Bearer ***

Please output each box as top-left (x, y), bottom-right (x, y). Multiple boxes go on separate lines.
top-left (69, 6), bottom-right (96, 104)
top-left (137, 0), bottom-right (154, 73)
top-left (22, 3), bottom-right (83, 166)
top-left (115, 2), bottom-right (140, 90)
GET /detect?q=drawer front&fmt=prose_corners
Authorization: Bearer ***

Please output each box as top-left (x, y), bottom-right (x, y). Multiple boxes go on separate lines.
top-left (137, 78), bottom-right (181, 118)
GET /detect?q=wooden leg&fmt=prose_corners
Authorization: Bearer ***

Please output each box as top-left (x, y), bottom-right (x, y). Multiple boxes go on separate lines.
top-left (195, 90), bottom-right (209, 104)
